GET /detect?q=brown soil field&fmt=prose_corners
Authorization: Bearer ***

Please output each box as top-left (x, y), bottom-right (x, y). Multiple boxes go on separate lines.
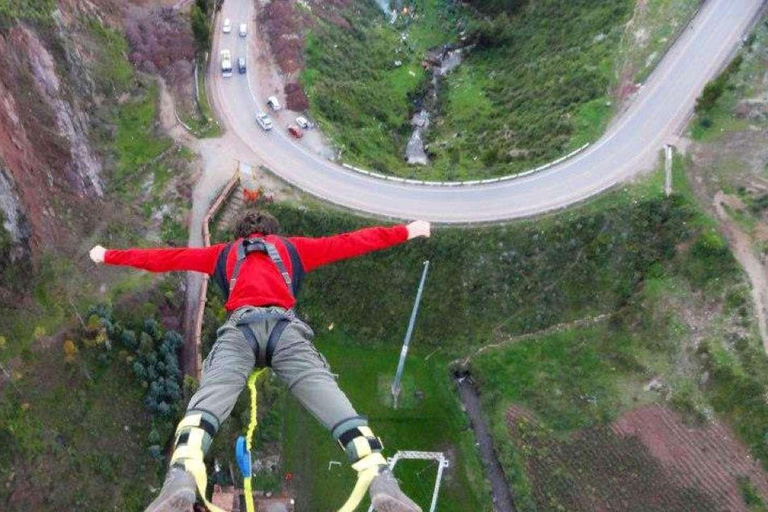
top-left (507, 404), bottom-right (768, 511)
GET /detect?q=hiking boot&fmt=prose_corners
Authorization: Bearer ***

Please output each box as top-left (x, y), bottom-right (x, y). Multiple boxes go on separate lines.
top-left (145, 467), bottom-right (196, 512)
top-left (369, 467), bottom-right (422, 512)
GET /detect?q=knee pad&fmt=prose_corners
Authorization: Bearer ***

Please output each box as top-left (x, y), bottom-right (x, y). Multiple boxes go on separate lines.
top-left (170, 410), bottom-right (220, 498)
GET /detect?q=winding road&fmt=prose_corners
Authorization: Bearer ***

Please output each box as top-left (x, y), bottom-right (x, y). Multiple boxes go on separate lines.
top-left (208, 0), bottom-right (765, 223)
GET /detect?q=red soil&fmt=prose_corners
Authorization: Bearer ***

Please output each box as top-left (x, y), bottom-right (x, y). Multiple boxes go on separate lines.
top-left (506, 404), bottom-right (768, 511)
top-left (612, 405), bottom-right (768, 511)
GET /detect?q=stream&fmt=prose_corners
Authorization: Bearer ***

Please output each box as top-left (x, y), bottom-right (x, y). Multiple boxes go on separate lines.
top-left (456, 371), bottom-right (517, 511)
top-left (405, 45), bottom-right (468, 165)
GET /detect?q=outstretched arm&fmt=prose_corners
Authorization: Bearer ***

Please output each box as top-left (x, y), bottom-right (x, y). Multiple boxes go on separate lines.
top-left (289, 220), bottom-right (431, 273)
top-left (89, 244), bottom-right (227, 275)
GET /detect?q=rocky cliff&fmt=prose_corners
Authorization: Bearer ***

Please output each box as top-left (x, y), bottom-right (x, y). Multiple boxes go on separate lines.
top-left (0, 0), bottom-right (177, 283)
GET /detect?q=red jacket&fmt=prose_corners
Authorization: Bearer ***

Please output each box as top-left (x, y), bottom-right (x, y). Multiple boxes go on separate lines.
top-left (105, 225), bottom-right (409, 311)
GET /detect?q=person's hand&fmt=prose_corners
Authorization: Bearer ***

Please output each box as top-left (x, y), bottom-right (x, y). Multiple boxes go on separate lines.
top-left (406, 220), bottom-right (431, 240)
top-left (89, 245), bottom-right (107, 264)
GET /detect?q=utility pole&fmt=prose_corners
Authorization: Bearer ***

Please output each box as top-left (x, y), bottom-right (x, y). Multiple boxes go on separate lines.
top-left (392, 260), bottom-right (430, 409)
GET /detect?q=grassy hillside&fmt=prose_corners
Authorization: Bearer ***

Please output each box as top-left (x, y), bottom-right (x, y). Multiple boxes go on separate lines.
top-left (260, 175), bottom-right (684, 353)
top-left (0, 13), bottom-right (196, 511)
top-left (467, 161), bottom-right (768, 510)
top-left (302, 0), bottom-right (635, 180)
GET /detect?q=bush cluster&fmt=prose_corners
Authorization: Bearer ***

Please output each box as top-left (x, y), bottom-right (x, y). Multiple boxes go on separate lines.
top-left (84, 304), bottom-right (184, 458)
top-left (695, 55), bottom-right (743, 115)
top-left (124, 7), bottom-right (196, 78)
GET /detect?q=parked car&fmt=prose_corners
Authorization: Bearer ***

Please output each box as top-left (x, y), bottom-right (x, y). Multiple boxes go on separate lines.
top-left (295, 116), bottom-right (310, 129)
top-left (287, 125), bottom-right (303, 139)
top-left (256, 112), bottom-right (273, 131)
top-left (266, 96), bottom-right (281, 111)
top-left (239, 23), bottom-right (247, 37)
top-left (222, 18), bottom-right (231, 33)
top-left (238, 57), bottom-right (246, 74)
top-left (220, 49), bottom-right (232, 78)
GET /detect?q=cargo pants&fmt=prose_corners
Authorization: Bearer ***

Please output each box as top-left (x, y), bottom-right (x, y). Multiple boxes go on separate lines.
top-left (186, 306), bottom-right (359, 434)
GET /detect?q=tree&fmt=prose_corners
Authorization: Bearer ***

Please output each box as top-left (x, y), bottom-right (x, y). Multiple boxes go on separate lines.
top-left (695, 80), bottom-right (725, 114)
top-left (138, 332), bottom-right (154, 355)
top-left (121, 329), bottom-right (138, 350)
top-left (190, 5), bottom-right (210, 52)
top-left (195, 0), bottom-right (210, 14)
top-left (133, 361), bottom-right (148, 381)
top-left (156, 401), bottom-right (172, 416)
top-left (144, 318), bottom-right (161, 342)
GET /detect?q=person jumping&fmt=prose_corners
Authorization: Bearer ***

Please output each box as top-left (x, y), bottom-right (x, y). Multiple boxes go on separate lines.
top-left (89, 210), bottom-right (431, 512)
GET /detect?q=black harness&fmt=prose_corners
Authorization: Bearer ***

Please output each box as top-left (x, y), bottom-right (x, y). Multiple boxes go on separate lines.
top-left (212, 236), bottom-right (305, 367)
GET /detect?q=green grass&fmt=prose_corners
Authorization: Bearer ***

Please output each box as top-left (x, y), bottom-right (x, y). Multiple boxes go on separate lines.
top-left (87, 19), bottom-right (135, 94)
top-left (568, 96), bottom-right (614, 150)
top-left (0, 341), bottom-right (158, 510)
top-left (0, 0), bottom-right (56, 29)
top-left (111, 82), bottom-right (173, 188)
top-left (459, 161), bottom-right (768, 507)
top-left (303, 0), bottom-right (635, 180)
top-left (282, 334), bottom-right (491, 511)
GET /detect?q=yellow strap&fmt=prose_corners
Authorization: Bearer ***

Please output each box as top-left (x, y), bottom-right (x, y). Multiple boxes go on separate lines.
top-left (338, 453), bottom-right (387, 512)
top-left (352, 437), bottom-right (373, 459)
top-left (176, 413), bottom-right (203, 432)
top-left (175, 457), bottom-right (228, 512)
top-left (244, 369), bottom-right (266, 512)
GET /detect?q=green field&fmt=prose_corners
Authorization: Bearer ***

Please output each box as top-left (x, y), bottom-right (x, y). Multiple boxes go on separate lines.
top-left (283, 336), bottom-right (490, 510)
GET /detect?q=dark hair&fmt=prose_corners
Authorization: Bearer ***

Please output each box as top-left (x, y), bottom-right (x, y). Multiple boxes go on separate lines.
top-left (234, 210), bottom-right (280, 239)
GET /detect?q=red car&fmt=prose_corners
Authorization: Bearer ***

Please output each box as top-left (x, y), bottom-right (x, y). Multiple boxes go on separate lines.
top-left (287, 125), bottom-right (303, 139)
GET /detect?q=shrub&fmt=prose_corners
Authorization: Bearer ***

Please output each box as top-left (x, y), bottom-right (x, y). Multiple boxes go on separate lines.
top-left (190, 5), bottom-right (211, 51)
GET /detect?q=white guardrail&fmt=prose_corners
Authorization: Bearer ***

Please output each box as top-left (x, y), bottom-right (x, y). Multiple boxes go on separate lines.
top-left (341, 142), bottom-right (591, 187)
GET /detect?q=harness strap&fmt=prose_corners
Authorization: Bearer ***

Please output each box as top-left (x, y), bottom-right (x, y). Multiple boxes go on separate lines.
top-left (230, 238), bottom-right (293, 297)
top-left (213, 236), bottom-right (305, 302)
top-left (236, 312), bottom-right (293, 367)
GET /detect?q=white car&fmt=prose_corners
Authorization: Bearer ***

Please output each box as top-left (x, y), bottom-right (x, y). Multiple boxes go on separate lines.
top-left (296, 116), bottom-right (310, 129)
top-left (266, 96), bottom-right (281, 111)
top-left (256, 112), bottom-right (273, 131)
top-left (239, 23), bottom-right (247, 37)
top-left (222, 18), bottom-right (231, 33)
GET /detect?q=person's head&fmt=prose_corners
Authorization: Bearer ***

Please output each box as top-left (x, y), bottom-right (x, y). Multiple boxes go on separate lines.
top-left (234, 210), bottom-right (280, 239)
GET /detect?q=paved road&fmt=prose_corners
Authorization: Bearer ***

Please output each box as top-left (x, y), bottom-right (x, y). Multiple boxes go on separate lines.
top-left (210, 0), bottom-right (765, 223)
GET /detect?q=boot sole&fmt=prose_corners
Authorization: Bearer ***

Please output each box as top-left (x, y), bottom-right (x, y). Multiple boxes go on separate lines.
top-left (144, 488), bottom-right (196, 512)
top-left (372, 495), bottom-right (422, 512)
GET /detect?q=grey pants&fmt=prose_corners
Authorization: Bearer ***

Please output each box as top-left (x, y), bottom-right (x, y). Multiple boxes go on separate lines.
top-left (187, 306), bottom-right (359, 433)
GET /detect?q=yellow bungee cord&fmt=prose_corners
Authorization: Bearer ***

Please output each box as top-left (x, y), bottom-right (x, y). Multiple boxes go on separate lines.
top-left (236, 368), bottom-right (377, 512)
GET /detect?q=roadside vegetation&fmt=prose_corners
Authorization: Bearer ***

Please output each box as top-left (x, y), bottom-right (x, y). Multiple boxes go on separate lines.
top-left (301, 0), bottom-right (699, 181)
top-left (124, 5), bottom-right (220, 138)
top-left (613, 0), bottom-right (703, 88)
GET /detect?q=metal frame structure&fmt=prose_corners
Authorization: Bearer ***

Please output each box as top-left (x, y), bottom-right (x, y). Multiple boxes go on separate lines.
top-left (366, 451), bottom-right (449, 512)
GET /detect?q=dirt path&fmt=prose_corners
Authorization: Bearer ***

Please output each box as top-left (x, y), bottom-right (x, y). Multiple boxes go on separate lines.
top-left (456, 376), bottom-right (516, 512)
top-left (714, 191), bottom-right (768, 350)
